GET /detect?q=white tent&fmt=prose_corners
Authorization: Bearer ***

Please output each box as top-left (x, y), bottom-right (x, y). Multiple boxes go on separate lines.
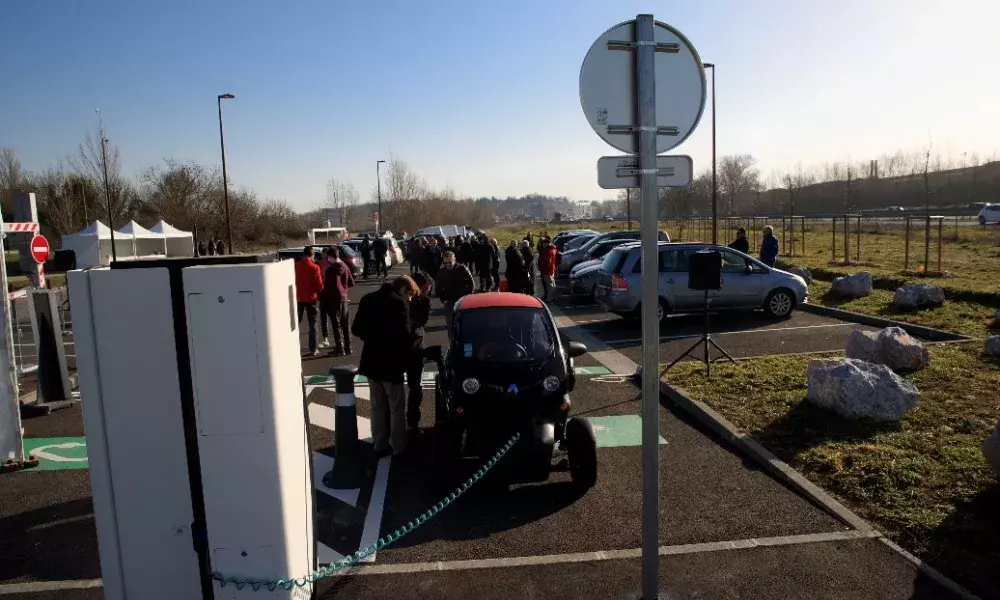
top-left (149, 220), bottom-right (195, 257)
top-left (60, 221), bottom-right (136, 269)
top-left (119, 220), bottom-right (167, 258)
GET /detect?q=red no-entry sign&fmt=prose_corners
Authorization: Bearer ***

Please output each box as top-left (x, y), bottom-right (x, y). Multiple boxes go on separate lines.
top-left (30, 234), bottom-right (50, 264)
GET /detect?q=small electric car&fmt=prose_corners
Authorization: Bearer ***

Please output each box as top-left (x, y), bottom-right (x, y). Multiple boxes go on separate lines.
top-left (426, 293), bottom-right (597, 489)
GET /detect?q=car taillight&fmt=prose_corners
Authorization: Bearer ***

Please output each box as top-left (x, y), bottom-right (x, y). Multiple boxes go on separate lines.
top-left (611, 274), bottom-right (628, 290)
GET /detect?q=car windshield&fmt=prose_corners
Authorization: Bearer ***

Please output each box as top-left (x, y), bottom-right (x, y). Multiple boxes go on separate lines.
top-left (601, 246), bottom-right (632, 272)
top-left (337, 244), bottom-right (356, 257)
top-left (456, 308), bottom-right (555, 363)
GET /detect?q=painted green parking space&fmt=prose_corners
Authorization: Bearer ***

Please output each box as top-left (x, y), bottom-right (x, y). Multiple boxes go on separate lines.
top-left (22, 436), bottom-right (89, 471)
top-left (304, 365), bottom-right (614, 386)
top-left (589, 415), bottom-right (667, 448)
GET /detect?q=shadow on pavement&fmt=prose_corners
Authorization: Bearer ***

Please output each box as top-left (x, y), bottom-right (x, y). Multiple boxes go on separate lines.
top-left (0, 497), bottom-right (101, 583)
top-left (377, 432), bottom-right (587, 550)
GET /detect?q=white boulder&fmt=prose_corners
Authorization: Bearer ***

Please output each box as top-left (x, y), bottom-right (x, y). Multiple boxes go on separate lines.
top-left (786, 266), bottom-right (813, 285)
top-left (806, 358), bottom-right (920, 421)
top-left (983, 421), bottom-right (1000, 478)
top-left (831, 272), bottom-right (873, 298)
top-left (986, 336), bottom-right (1000, 358)
top-left (892, 283), bottom-right (945, 309)
top-left (844, 329), bottom-right (878, 362)
top-left (845, 327), bottom-right (929, 372)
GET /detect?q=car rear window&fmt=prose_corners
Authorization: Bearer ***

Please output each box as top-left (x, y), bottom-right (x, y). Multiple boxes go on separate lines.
top-left (456, 308), bottom-right (555, 363)
top-left (601, 246), bottom-right (633, 274)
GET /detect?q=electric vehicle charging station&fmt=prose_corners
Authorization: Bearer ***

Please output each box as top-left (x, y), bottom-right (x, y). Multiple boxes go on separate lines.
top-left (69, 256), bottom-right (316, 599)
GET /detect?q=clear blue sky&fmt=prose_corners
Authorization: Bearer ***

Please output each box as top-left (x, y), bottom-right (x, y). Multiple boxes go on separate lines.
top-left (4, 0), bottom-right (998, 210)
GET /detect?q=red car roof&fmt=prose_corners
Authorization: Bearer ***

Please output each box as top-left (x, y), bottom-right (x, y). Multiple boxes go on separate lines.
top-left (457, 292), bottom-right (544, 310)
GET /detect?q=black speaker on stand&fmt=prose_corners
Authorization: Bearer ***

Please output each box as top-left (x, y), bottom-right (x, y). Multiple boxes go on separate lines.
top-left (661, 250), bottom-right (735, 377)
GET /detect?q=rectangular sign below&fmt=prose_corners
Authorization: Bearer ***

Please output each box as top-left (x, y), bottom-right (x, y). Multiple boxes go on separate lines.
top-left (597, 155), bottom-right (693, 189)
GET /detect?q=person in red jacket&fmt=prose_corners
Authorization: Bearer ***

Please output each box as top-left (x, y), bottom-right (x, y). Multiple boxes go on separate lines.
top-left (294, 246), bottom-right (324, 356)
top-left (537, 238), bottom-right (559, 301)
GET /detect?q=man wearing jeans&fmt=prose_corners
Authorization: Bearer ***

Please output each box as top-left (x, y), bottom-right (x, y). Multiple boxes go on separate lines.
top-left (294, 246), bottom-right (324, 356)
top-left (320, 246), bottom-right (354, 356)
top-left (352, 275), bottom-right (417, 458)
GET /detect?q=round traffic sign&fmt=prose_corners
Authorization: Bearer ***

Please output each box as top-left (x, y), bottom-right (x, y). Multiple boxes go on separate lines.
top-left (580, 20), bottom-right (706, 154)
top-left (30, 234), bottom-right (50, 264)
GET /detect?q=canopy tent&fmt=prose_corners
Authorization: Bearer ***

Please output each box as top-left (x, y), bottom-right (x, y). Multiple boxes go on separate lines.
top-left (60, 221), bottom-right (136, 268)
top-left (119, 220), bottom-right (167, 257)
top-left (149, 220), bottom-right (195, 257)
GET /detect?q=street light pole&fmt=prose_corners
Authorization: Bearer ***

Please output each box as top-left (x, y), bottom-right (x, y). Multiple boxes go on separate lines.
top-left (376, 160), bottom-right (386, 235)
top-left (704, 63), bottom-right (717, 244)
top-left (217, 93), bottom-right (235, 254)
top-left (96, 108), bottom-right (118, 262)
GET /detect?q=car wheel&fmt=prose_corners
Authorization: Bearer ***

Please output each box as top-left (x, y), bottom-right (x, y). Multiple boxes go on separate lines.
top-left (565, 417), bottom-right (597, 489)
top-left (979, 215), bottom-right (987, 226)
top-left (628, 299), bottom-right (668, 324)
top-left (765, 289), bottom-right (795, 318)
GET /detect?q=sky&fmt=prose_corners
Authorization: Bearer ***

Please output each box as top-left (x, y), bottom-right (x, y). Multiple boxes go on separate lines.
top-left (3, 0), bottom-right (999, 210)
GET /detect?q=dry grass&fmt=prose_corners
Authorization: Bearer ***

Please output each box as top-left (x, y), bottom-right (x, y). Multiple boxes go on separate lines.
top-left (665, 343), bottom-right (1000, 599)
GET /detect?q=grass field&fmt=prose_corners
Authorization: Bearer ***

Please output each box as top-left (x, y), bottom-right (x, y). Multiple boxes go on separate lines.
top-left (665, 344), bottom-right (1000, 599)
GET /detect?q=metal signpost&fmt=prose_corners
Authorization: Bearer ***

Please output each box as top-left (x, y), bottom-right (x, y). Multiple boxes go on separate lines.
top-left (581, 15), bottom-right (705, 599)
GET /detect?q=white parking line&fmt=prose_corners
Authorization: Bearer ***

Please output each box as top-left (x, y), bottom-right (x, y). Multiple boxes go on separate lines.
top-left (599, 322), bottom-right (859, 346)
top-left (344, 529), bottom-right (882, 576)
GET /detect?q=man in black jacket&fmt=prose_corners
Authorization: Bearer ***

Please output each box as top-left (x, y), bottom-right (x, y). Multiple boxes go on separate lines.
top-left (359, 234), bottom-right (371, 279)
top-left (352, 276), bottom-right (418, 457)
top-left (474, 236), bottom-right (493, 291)
top-left (729, 228), bottom-right (750, 254)
top-left (434, 251), bottom-right (475, 343)
top-left (405, 273), bottom-right (431, 431)
top-left (372, 236), bottom-right (389, 279)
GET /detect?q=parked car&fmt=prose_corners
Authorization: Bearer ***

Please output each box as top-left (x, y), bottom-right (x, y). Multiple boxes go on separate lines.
top-left (386, 237), bottom-right (405, 265)
top-left (559, 233), bottom-right (597, 252)
top-left (276, 244), bottom-right (361, 276)
top-left (569, 259), bottom-right (605, 298)
top-left (594, 242), bottom-right (809, 322)
top-left (343, 239), bottom-right (391, 274)
top-left (978, 204), bottom-right (1000, 225)
top-left (426, 292), bottom-right (595, 489)
top-left (559, 230), bottom-right (669, 274)
top-left (552, 229), bottom-right (597, 250)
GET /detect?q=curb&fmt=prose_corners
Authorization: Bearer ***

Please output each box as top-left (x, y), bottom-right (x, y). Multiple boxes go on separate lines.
top-left (548, 301), bottom-right (983, 600)
top-left (800, 302), bottom-right (972, 342)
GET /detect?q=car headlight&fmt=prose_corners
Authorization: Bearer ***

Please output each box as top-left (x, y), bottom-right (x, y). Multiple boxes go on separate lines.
top-left (462, 378), bottom-right (480, 395)
top-left (542, 375), bottom-right (560, 393)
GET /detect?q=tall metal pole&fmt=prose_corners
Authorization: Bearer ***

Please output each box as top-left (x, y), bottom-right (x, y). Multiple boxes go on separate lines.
top-left (705, 63), bottom-right (717, 245)
top-left (0, 207), bottom-right (24, 466)
top-left (101, 136), bottom-right (117, 262)
top-left (627, 188), bottom-right (632, 229)
top-left (376, 161), bottom-right (384, 235)
top-left (218, 95), bottom-right (234, 254)
top-left (635, 14), bottom-right (660, 600)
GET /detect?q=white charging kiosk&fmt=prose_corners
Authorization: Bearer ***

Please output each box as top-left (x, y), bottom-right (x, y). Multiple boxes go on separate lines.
top-left (69, 256), bottom-right (315, 599)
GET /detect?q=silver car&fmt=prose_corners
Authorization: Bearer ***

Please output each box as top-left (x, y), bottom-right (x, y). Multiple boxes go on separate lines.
top-left (570, 260), bottom-right (603, 297)
top-left (594, 242), bottom-right (809, 321)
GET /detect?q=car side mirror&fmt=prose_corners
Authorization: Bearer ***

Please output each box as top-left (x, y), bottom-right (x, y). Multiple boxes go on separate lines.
top-left (424, 345), bottom-right (442, 365)
top-left (567, 341), bottom-right (588, 358)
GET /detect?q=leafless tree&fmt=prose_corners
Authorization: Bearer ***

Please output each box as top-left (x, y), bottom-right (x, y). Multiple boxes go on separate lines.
top-left (380, 155), bottom-right (426, 232)
top-left (0, 148), bottom-right (30, 216)
top-left (718, 154), bottom-right (758, 216)
top-left (326, 178), bottom-right (360, 227)
top-left (67, 130), bottom-right (137, 227)
top-left (138, 160), bottom-right (217, 237)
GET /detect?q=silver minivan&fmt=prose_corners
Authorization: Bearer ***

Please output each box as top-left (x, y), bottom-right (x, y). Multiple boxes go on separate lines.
top-left (594, 242), bottom-right (809, 321)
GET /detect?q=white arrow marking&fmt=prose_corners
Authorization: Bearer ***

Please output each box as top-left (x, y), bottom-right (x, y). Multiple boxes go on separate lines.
top-left (307, 403), bottom-right (372, 441)
top-left (317, 542), bottom-right (345, 566)
top-left (30, 442), bottom-right (88, 462)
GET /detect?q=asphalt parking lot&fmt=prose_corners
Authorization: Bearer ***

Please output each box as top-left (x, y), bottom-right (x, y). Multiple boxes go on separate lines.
top-left (0, 264), bottom-right (960, 600)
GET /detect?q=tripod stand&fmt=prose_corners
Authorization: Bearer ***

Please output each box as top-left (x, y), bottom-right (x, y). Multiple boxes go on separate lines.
top-left (661, 289), bottom-right (735, 378)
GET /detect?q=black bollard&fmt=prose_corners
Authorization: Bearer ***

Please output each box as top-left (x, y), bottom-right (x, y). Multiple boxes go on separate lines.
top-left (323, 365), bottom-right (363, 489)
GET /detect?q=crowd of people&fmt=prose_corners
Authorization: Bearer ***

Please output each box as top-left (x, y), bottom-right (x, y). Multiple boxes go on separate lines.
top-left (291, 224), bottom-right (783, 459)
top-left (196, 238), bottom-right (227, 256)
